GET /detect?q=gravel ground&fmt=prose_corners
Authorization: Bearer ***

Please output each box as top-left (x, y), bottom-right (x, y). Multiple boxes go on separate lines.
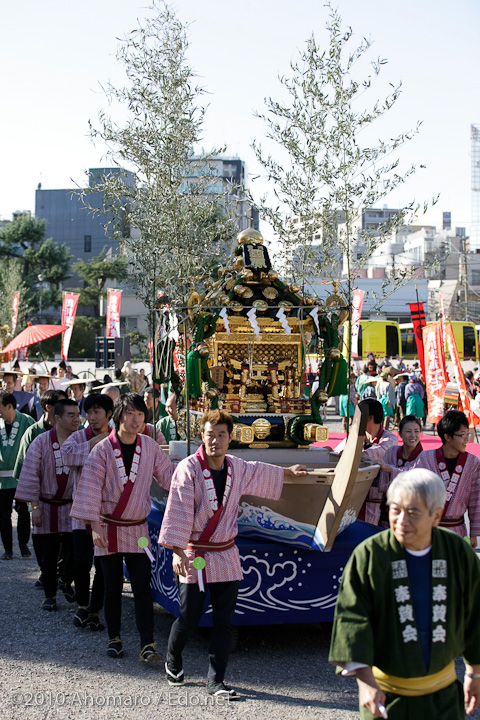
top-left (0, 547), bottom-right (359, 720)
top-left (1, 409), bottom-right (478, 720)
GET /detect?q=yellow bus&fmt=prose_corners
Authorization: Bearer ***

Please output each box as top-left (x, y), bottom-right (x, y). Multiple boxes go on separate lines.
top-left (340, 320), bottom-right (401, 361)
top-left (400, 321), bottom-right (478, 362)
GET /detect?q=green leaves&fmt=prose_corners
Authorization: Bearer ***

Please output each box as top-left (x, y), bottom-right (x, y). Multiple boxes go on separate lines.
top-left (79, 1), bottom-right (237, 319)
top-left (0, 216), bottom-right (71, 326)
top-left (250, 2), bottom-right (430, 305)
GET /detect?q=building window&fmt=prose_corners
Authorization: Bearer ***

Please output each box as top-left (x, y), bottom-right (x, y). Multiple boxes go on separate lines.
top-left (121, 317), bottom-right (138, 334)
top-left (471, 269), bottom-right (480, 285)
top-left (84, 235), bottom-right (92, 252)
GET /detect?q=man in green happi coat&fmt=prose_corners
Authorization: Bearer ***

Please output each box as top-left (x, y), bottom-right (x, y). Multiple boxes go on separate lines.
top-left (156, 394), bottom-right (183, 444)
top-left (0, 391), bottom-right (35, 559)
top-left (329, 468), bottom-right (480, 719)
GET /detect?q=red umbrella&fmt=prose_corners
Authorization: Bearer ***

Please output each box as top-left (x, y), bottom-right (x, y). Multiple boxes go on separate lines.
top-left (2, 323), bottom-right (69, 353)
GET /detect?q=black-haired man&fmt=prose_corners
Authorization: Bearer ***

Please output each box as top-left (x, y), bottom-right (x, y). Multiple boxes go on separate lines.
top-left (159, 409), bottom-right (307, 698)
top-left (15, 399), bottom-right (80, 610)
top-left (359, 398), bottom-right (398, 463)
top-left (0, 391), bottom-right (35, 559)
top-left (13, 389), bottom-right (68, 480)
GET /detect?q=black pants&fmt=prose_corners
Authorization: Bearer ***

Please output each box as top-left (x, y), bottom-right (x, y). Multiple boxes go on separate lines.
top-left (98, 553), bottom-right (153, 648)
top-left (167, 580), bottom-right (238, 682)
top-left (34, 532), bottom-right (74, 598)
top-left (0, 488), bottom-right (30, 553)
top-left (72, 529), bottom-right (104, 612)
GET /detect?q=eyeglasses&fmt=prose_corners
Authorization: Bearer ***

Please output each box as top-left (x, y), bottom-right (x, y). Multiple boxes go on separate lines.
top-left (453, 433), bottom-right (469, 440)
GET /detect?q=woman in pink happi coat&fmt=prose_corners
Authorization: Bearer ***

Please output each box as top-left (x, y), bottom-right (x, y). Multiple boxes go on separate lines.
top-left (71, 393), bottom-right (175, 663)
top-left (367, 415), bottom-right (424, 526)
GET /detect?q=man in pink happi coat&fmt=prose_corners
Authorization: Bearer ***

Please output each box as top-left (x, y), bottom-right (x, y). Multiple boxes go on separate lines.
top-left (15, 399), bottom-right (81, 611)
top-left (414, 409), bottom-right (480, 547)
top-left (334, 398), bottom-right (397, 463)
top-left (159, 409), bottom-right (307, 699)
top-left (61, 393), bottom-right (114, 631)
top-left (71, 392), bottom-right (175, 663)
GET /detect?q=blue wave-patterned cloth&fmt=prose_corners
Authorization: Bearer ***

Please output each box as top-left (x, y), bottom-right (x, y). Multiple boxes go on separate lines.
top-left (237, 502), bottom-right (325, 551)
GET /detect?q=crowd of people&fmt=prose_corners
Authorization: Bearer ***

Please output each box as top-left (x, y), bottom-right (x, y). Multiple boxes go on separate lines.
top-left (337, 352), bottom-right (480, 434)
top-left (1, 359), bottom-right (480, 713)
top-left (0, 364), bottom-right (307, 699)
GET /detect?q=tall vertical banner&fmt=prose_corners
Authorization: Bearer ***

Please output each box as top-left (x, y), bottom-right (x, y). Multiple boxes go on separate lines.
top-left (422, 322), bottom-right (448, 425)
top-left (409, 301), bottom-right (426, 377)
top-left (11, 291), bottom-right (20, 335)
top-left (61, 292), bottom-right (79, 361)
top-left (350, 289), bottom-right (365, 359)
top-left (445, 323), bottom-right (478, 427)
top-left (106, 289), bottom-right (122, 338)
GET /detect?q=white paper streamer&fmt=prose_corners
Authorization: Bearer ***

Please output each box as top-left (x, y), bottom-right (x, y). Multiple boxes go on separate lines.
top-left (309, 306), bottom-right (320, 333)
top-left (219, 307), bottom-right (230, 334)
top-left (197, 568), bottom-right (205, 592)
top-left (168, 312), bottom-right (179, 343)
top-left (276, 307), bottom-right (291, 335)
top-left (247, 308), bottom-right (260, 336)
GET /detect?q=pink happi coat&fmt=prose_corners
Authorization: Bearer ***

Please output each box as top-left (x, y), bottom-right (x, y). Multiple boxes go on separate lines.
top-left (159, 453), bottom-right (284, 584)
top-left (366, 443), bottom-right (424, 525)
top-left (414, 448), bottom-right (480, 538)
top-left (61, 428), bottom-right (95, 531)
top-left (15, 431), bottom-right (74, 534)
top-left (144, 423), bottom-right (166, 445)
top-left (362, 427), bottom-right (398, 463)
top-left (70, 432), bottom-right (174, 556)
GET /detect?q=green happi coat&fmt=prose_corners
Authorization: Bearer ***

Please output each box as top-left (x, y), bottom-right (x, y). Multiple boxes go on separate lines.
top-left (12, 415), bottom-right (50, 481)
top-left (156, 416), bottom-right (178, 443)
top-left (329, 528), bottom-right (480, 719)
top-left (0, 411), bottom-right (35, 489)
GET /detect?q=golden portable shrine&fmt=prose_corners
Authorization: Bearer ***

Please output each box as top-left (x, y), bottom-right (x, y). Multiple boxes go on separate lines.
top-left (153, 228), bottom-right (379, 552)
top-left (177, 228), bottom-right (350, 449)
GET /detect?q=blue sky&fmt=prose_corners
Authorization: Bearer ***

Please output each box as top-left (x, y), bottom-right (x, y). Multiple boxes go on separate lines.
top-left (1, 0), bottom-right (479, 237)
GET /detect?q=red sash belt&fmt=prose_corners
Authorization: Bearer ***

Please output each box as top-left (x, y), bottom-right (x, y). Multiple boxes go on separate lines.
top-left (440, 516), bottom-right (464, 527)
top-left (187, 539), bottom-right (235, 552)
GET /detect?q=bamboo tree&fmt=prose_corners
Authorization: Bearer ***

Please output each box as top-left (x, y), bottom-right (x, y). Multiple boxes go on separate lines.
top-left (250, 4), bottom-right (437, 309)
top-left (78, 1), bottom-right (237, 317)
top-left (249, 5), bottom-right (437, 426)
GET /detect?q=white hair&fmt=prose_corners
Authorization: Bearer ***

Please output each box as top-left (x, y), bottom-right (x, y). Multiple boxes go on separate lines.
top-left (387, 468), bottom-right (446, 515)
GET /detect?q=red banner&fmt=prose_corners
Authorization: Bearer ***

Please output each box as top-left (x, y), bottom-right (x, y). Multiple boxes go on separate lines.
top-left (409, 302), bottom-right (426, 377)
top-left (106, 289), bottom-right (122, 338)
top-left (422, 322), bottom-right (448, 425)
top-left (351, 289), bottom-right (364, 359)
top-left (61, 292), bottom-right (79, 361)
top-left (445, 323), bottom-right (478, 427)
top-left (11, 291), bottom-right (20, 336)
